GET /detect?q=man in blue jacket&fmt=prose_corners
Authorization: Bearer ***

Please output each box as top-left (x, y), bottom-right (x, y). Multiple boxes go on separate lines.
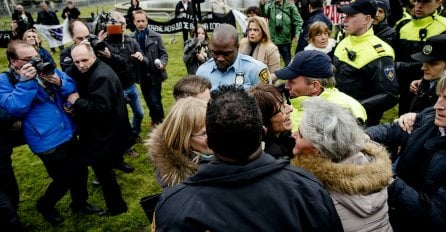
top-left (154, 85), bottom-right (343, 231)
top-left (0, 41), bottom-right (101, 225)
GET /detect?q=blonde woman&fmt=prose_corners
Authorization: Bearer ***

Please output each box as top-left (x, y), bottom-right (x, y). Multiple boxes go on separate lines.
top-left (239, 16), bottom-right (280, 74)
top-left (146, 97), bottom-right (213, 188)
top-left (22, 28), bottom-right (56, 67)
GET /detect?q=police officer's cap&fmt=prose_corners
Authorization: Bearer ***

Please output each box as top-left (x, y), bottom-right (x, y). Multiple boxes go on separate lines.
top-left (275, 50), bottom-right (333, 80)
top-left (411, 34), bottom-right (446, 63)
top-left (338, 0), bottom-right (377, 17)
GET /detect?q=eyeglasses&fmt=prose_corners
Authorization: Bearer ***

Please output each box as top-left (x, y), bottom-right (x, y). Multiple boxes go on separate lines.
top-left (16, 56), bottom-right (34, 62)
top-left (273, 95), bottom-right (289, 115)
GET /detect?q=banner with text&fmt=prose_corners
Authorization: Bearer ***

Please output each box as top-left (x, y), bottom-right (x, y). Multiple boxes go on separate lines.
top-left (147, 11), bottom-right (236, 34)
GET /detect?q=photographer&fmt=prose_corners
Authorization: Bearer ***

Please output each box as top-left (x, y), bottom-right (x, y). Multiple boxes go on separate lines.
top-left (183, 24), bottom-right (210, 75)
top-left (103, 12), bottom-right (145, 157)
top-left (0, 41), bottom-right (101, 225)
top-left (11, 5), bottom-right (35, 40)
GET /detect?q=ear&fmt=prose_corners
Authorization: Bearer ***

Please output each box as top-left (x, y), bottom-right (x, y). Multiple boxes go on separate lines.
top-left (311, 80), bottom-right (322, 95)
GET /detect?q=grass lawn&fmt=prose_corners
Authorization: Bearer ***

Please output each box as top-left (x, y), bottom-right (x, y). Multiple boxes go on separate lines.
top-left (0, 3), bottom-right (399, 231)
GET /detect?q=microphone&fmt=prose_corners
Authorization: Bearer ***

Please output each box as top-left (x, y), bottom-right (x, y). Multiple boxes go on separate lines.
top-left (154, 59), bottom-right (162, 68)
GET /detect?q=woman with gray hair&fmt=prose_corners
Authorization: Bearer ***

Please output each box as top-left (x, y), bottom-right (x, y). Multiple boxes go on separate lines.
top-left (291, 97), bottom-right (393, 232)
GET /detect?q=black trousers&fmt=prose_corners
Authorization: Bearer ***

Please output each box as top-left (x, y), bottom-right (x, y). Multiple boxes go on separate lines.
top-left (0, 152), bottom-right (19, 210)
top-left (91, 158), bottom-right (127, 212)
top-left (140, 80), bottom-right (164, 124)
top-left (36, 138), bottom-right (88, 209)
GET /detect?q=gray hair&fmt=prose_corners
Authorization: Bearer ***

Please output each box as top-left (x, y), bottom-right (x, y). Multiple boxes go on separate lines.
top-left (299, 97), bottom-right (365, 162)
top-left (304, 76), bottom-right (336, 88)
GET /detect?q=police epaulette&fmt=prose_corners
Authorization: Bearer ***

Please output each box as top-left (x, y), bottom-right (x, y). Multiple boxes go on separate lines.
top-left (373, 44), bottom-right (385, 53)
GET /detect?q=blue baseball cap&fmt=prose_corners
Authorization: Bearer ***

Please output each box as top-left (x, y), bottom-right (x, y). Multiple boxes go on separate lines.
top-left (275, 50), bottom-right (333, 80)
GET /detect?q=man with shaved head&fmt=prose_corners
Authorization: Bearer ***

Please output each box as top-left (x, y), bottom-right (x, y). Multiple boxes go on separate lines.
top-left (67, 42), bottom-right (133, 216)
top-left (196, 24), bottom-right (271, 91)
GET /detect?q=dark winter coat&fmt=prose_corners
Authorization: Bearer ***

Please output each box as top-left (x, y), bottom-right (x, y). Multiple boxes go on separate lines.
top-left (366, 107), bottom-right (446, 231)
top-left (69, 60), bottom-right (133, 160)
top-left (154, 153), bottom-right (343, 232)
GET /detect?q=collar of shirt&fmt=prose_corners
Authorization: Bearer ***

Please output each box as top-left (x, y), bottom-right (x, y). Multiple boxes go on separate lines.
top-left (210, 53), bottom-right (241, 74)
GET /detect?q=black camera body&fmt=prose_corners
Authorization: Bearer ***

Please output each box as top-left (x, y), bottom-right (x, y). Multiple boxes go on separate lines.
top-left (87, 34), bottom-right (106, 51)
top-left (16, 18), bottom-right (30, 31)
top-left (28, 57), bottom-right (55, 75)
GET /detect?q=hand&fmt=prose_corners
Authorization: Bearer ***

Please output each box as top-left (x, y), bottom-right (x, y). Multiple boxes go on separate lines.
top-left (67, 92), bottom-right (80, 105)
top-left (131, 51), bottom-right (144, 62)
top-left (157, 63), bottom-right (164, 70)
top-left (97, 30), bottom-right (107, 41)
top-left (19, 63), bottom-right (37, 81)
top-left (40, 73), bottom-right (61, 87)
top-left (97, 47), bottom-right (112, 58)
top-left (197, 53), bottom-right (204, 61)
top-left (410, 79), bottom-right (421, 94)
top-left (396, 112), bottom-right (417, 134)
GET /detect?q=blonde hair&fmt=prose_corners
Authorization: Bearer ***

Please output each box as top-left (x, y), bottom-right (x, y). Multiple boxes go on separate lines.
top-left (247, 16), bottom-right (272, 44)
top-left (22, 29), bottom-right (41, 47)
top-left (159, 97), bottom-right (208, 153)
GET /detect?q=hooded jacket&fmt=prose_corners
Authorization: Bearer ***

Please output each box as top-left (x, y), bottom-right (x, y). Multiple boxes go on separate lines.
top-left (147, 125), bottom-right (212, 188)
top-left (292, 141), bottom-right (393, 232)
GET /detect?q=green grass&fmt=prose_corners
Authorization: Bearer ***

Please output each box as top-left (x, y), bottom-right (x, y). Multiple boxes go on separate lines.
top-left (0, 4), bottom-right (398, 231)
top-left (1, 4), bottom-right (187, 231)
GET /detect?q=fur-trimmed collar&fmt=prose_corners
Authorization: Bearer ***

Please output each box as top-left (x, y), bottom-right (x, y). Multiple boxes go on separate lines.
top-left (291, 141), bottom-right (392, 195)
top-left (146, 125), bottom-right (198, 187)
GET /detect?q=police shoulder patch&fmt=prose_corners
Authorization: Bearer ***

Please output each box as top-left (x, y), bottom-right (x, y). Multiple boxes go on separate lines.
top-left (258, 68), bottom-right (270, 84)
top-left (384, 66), bottom-right (395, 81)
top-left (373, 44), bottom-right (385, 54)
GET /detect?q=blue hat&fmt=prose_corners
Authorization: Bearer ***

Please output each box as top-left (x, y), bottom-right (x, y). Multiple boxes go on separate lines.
top-left (338, 0), bottom-right (377, 17)
top-left (275, 50), bottom-right (333, 80)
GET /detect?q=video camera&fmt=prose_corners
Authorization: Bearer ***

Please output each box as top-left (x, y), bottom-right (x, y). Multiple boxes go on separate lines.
top-left (28, 57), bottom-right (55, 75)
top-left (86, 34), bottom-right (106, 51)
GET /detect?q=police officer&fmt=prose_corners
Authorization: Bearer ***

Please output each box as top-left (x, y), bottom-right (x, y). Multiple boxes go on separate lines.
top-left (275, 50), bottom-right (367, 131)
top-left (196, 24), bottom-right (270, 91)
top-left (334, 0), bottom-right (399, 126)
top-left (394, 0), bottom-right (446, 115)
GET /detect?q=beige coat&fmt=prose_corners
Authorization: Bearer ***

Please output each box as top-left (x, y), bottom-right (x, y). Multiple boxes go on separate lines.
top-left (292, 141), bottom-right (393, 232)
top-left (239, 38), bottom-right (280, 74)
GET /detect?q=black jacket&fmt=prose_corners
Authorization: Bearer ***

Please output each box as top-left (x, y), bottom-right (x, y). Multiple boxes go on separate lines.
top-left (366, 107), bottom-right (446, 231)
top-left (11, 11), bottom-right (35, 28)
top-left (107, 35), bottom-right (142, 88)
top-left (36, 10), bottom-right (59, 25)
top-left (154, 153), bottom-right (343, 232)
top-left (373, 21), bottom-right (396, 48)
top-left (130, 29), bottom-right (168, 84)
top-left (0, 108), bottom-right (16, 166)
top-left (61, 6), bottom-right (80, 20)
top-left (409, 79), bottom-right (438, 113)
top-left (69, 60), bottom-right (132, 160)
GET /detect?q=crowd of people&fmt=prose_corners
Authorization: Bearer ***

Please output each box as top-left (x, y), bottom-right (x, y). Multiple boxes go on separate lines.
top-left (2, 0), bottom-right (446, 231)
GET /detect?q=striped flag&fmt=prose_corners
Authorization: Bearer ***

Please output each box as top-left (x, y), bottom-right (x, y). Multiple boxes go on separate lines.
top-left (34, 19), bottom-right (72, 48)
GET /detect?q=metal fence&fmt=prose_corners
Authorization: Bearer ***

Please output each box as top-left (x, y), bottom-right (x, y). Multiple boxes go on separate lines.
top-left (0, 0), bottom-right (121, 17)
